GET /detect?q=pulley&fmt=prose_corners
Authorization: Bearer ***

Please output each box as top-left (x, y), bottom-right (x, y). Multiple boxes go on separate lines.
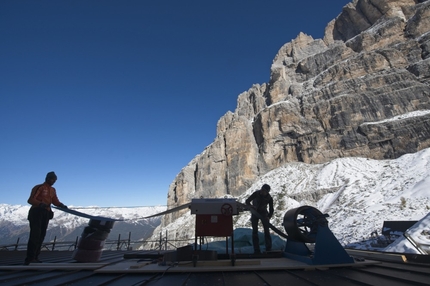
top-left (283, 206), bottom-right (328, 243)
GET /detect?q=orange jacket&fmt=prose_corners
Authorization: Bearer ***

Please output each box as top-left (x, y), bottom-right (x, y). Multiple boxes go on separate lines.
top-left (27, 183), bottom-right (63, 210)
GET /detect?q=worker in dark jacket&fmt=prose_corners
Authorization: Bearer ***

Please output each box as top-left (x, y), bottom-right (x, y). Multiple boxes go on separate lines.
top-left (245, 184), bottom-right (274, 254)
top-left (25, 172), bottom-right (67, 265)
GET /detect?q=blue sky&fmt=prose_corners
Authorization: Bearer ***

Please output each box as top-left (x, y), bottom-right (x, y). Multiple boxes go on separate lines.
top-left (0, 0), bottom-right (351, 207)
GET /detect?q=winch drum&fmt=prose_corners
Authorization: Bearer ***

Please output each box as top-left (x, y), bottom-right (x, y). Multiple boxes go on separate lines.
top-left (283, 206), bottom-right (327, 243)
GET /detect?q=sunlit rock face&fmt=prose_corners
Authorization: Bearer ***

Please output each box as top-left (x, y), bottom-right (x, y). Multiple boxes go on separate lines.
top-left (162, 0), bottom-right (430, 229)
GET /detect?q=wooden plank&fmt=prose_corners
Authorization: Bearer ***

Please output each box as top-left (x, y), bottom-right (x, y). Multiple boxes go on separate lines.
top-left (0, 262), bottom-right (107, 271)
top-left (178, 259), bottom-right (260, 267)
top-left (52, 206), bottom-right (123, 221)
top-left (130, 261), bottom-right (152, 269)
top-left (95, 257), bottom-right (378, 273)
top-left (346, 249), bottom-right (407, 263)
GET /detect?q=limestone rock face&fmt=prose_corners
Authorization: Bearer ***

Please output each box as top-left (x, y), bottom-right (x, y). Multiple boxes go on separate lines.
top-left (161, 0), bottom-right (430, 229)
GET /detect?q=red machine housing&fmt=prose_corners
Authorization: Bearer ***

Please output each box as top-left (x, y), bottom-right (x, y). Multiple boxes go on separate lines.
top-left (195, 214), bottom-right (233, 237)
top-left (190, 198), bottom-right (238, 254)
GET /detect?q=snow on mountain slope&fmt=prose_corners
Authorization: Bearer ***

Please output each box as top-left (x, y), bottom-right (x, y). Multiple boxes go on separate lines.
top-left (2, 148), bottom-right (430, 253)
top-left (0, 205), bottom-right (166, 227)
top-left (154, 148), bottom-right (430, 253)
top-left (234, 148), bottom-right (430, 251)
top-left (0, 205), bottom-right (166, 245)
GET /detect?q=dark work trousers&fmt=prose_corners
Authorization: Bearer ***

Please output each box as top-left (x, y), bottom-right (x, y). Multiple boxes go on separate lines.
top-left (251, 213), bottom-right (272, 252)
top-left (26, 207), bottom-right (50, 262)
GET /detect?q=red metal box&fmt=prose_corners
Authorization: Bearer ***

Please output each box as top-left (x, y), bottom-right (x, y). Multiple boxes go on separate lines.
top-left (195, 214), bottom-right (233, 237)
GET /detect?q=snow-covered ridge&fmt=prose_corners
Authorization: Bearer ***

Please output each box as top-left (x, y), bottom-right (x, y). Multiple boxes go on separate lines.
top-left (0, 205), bottom-right (166, 228)
top-left (0, 204), bottom-right (168, 246)
top-left (155, 148), bottom-right (430, 254)
top-left (3, 148), bottom-right (430, 254)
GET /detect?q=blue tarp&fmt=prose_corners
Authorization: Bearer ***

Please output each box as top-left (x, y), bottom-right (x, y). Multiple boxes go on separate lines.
top-left (199, 228), bottom-right (286, 254)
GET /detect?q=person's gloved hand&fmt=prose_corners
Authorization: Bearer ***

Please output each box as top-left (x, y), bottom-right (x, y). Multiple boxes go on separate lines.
top-left (39, 203), bottom-right (48, 208)
top-left (59, 204), bottom-right (68, 209)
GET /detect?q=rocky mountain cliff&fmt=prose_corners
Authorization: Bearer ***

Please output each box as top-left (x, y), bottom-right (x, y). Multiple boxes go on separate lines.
top-left (163, 0), bottom-right (430, 226)
top-left (150, 148), bottom-right (430, 251)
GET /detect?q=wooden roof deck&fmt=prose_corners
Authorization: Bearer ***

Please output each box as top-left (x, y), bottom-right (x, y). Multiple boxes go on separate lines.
top-left (0, 250), bottom-right (429, 286)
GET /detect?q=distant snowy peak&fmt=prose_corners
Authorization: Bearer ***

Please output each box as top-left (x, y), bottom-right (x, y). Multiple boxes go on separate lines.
top-left (0, 204), bottom-right (167, 246)
top-left (0, 204), bottom-right (167, 226)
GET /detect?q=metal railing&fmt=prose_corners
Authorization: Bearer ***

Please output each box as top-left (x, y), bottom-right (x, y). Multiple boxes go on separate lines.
top-left (0, 231), bottom-right (195, 252)
top-left (0, 234), bottom-right (131, 252)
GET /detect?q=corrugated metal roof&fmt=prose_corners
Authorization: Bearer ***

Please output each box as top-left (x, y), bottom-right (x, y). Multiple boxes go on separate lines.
top-left (0, 250), bottom-right (429, 286)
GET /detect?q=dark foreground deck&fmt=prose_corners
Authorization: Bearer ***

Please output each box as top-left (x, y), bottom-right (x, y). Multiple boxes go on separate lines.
top-left (0, 249), bottom-right (429, 286)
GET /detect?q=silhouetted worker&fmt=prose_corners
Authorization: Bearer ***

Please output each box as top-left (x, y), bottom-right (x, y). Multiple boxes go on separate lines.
top-left (245, 184), bottom-right (274, 254)
top-left (25, 171), bottom-right (67, 265)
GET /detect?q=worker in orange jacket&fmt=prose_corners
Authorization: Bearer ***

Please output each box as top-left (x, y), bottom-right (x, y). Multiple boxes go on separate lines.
top-left (25, 171), bottom-right (67, 265)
